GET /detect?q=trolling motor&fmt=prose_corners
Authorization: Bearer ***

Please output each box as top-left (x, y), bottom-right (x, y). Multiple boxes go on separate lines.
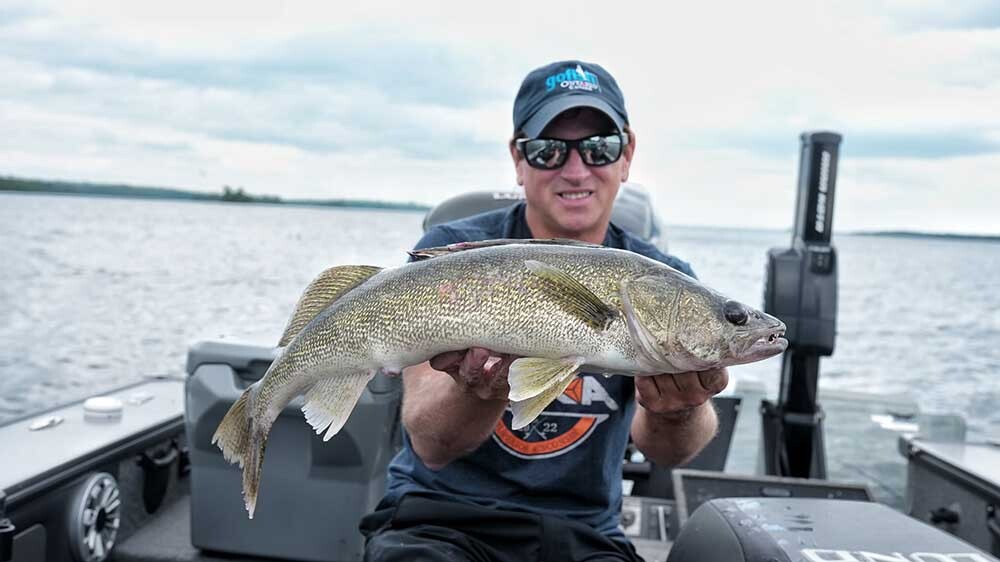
top-left (761, 131), bottom-right (842, 479)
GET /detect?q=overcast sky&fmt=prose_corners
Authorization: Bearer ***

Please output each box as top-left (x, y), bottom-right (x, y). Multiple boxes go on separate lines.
top-left (2, 1), bottom-right (999, 233)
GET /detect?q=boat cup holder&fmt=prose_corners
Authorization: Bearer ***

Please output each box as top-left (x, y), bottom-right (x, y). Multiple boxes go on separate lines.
top-left (0, 491), bottom-right (13, 562)
top-left (138, 443), bottom-right (179, 514)
top-left (69, 473), bottom-right (121, 562)
top-left (0, 518), bottom-right (13, 562)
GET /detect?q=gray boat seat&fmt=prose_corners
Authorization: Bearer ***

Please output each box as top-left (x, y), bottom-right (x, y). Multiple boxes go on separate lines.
top-left (422, 182), bottom-right (668, 253)
top-left (184, 341), bottom-right (401, 562)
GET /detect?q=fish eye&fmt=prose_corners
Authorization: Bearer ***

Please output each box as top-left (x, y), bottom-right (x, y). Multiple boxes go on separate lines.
top-left (724, 301), bottom-right (748, 326)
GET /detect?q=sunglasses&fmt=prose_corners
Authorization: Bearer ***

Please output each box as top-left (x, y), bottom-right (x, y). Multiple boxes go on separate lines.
top-left (515, 132), bottom-right (627, 170)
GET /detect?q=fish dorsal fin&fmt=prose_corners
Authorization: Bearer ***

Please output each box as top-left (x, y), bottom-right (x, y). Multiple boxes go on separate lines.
top-left (408, 238), bottom-right (604, 261)
top-left (278, 265), bottom-right (382, 347)
top-left (524, 260), bottom-right (618, 330)
top-left (507, 356), bottom-right (584, 429)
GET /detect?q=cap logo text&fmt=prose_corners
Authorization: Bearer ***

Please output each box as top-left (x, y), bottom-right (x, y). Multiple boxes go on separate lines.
top-left (545, 64), bottom-right (601, 93)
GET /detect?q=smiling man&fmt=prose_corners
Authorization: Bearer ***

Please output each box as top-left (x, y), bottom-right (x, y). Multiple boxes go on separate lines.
top-left (359, 60), bottom-right (728, 562)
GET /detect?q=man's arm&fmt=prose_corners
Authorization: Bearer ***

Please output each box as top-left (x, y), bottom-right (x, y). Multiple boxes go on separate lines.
top-left (629, 368), bottom-right (728, 467)
top-left (402, 348), bottom-right (516, 470)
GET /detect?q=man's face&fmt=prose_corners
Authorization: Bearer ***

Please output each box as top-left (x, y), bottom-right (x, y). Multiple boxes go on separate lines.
top-left (510, 108), bottom-right (634, 243)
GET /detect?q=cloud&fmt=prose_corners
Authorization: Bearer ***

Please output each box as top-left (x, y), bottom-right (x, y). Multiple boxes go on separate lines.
top-left (880, 0), bottom-right (1000, 30)
top-left (1, 0), bottom-right (999, 233)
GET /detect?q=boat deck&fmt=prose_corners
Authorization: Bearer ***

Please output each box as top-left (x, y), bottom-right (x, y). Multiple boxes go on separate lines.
top-left (113, 495), bottom-right (674, 562)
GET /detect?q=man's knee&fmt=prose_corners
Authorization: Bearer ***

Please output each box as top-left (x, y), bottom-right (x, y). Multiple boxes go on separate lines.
top-left (364, 528), bottom-right (472, 562)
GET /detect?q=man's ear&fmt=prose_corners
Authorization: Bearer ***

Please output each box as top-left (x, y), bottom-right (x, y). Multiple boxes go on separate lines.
top-left (621, 127), bottom-right (636, 182)
top-left (509, 138), bottom-right (524, 186)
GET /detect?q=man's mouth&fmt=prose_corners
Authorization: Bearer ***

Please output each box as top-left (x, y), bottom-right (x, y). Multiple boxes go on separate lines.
top-left (558, 191), bottom-right (593, 200)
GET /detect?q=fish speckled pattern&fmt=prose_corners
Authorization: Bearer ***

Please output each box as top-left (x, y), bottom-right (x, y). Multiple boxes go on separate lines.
top-left (212, 240), bottom-right (787, 517)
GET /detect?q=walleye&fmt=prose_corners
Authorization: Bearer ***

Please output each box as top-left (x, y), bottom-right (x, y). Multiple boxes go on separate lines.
top-left (213, 238), bottom-right (787, 517)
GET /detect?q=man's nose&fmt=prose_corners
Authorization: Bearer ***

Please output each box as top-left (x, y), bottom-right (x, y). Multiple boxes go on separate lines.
top-left (560, 147), bottom-right (590, 182)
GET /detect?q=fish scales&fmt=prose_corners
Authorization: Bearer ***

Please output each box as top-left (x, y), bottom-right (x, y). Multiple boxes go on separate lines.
top-left (211, 240), bottom-right (788, 517)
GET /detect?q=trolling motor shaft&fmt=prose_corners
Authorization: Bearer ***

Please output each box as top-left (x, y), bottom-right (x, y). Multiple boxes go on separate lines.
top-left (761, 131), bottom-right (842, 479)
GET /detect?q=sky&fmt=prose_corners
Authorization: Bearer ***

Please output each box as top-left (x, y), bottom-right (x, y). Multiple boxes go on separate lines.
top-left (1, 0), bottom-right (999, 234)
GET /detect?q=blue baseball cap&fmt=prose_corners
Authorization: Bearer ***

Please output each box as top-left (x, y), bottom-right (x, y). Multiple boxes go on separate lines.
top-left (512, 60), bottom-right (629, 138)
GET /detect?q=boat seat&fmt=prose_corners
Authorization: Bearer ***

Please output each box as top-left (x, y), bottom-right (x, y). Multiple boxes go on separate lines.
top-left (183, 341), bottom-right (401, 562)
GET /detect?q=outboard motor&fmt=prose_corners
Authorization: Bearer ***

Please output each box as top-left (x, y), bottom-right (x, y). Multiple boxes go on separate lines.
top-left (762, 131), bottom-right (842, 479)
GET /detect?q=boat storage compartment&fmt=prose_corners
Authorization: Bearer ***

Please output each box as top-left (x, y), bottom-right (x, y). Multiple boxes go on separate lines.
top-left (185, 341), bottom-right (402, 562)
top-left (668, 497), bottom-right (998, 562)
top-left (900, 435), bottom-right (1000, 556)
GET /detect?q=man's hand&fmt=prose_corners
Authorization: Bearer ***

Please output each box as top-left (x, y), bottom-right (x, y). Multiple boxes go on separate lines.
top-left (428, 347), bottom-right (518, 401)
top-left (401, 348), bottom-right (518, 469)
top-left (633, 368), bottom-right (729, 419)
top-left (630, 367), bottom-right (729, 467)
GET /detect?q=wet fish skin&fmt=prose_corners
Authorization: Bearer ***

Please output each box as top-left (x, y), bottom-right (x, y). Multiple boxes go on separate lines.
top-left (212, 239), bottom-right (787, 517)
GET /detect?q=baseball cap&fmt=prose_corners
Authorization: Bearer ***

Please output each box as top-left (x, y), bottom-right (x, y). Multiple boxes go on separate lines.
top-left (512, 60), bottom-right (629, 138)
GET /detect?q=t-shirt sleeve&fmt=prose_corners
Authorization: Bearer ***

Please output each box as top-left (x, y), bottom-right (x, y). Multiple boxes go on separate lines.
top-left (665, 255), bottom-right (697, 280)
top-left (625, 236), bottom-right (698, 280)
top-left (411, 226), bottom-right (462, 255)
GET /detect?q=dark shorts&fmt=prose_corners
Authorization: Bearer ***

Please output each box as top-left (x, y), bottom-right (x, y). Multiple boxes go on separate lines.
top-left (359, 494), bottom-right (644, 562)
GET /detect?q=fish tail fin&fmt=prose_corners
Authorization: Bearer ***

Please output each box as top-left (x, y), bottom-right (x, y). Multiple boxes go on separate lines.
top-left (211, 386), bottom-right (268, 518)
top-left (212, 387), bottom-right (253, 466)
top-left (242, 426), bottom-right (267, 519)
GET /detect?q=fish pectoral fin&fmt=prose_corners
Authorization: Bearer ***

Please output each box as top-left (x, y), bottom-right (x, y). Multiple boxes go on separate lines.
top-left (524, 260), bottom-right (618, 330)
top-left (508, 356), bottom-right (584, 402)
top-left (301, 371), bottom-right (376, 441)
top-left (509, 365), bottom-right (581, 430)
top-left (408, 238), bottom-right (605, 261)
top-left (277, 265), bottom-right (382, 347)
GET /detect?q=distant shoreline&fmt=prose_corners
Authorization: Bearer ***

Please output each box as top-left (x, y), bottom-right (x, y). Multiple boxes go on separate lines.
top-left (0, 175), bottom-right (431, 213)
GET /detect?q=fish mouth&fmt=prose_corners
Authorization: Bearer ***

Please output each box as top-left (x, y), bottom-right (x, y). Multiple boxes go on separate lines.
top-left (737, 323), bottom-right (788, 361)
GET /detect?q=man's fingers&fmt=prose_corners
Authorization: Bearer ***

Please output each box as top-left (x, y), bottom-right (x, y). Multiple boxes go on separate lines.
top-left (458, 348), bottom-right (492, 381)
top-left (487, 354), bottom-right (518, 380)
top-left (634, 375), bottom-right (661, 402)
top-left (697, 368), bottom-right (729, 394)
top-left (671, 372), bottom-right (695, 395)
top-left (429, 351), bottom-right (465, 372)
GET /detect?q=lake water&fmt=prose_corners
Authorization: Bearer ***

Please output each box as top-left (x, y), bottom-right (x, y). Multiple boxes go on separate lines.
top-left (2, 192), bottom-right (999, 444)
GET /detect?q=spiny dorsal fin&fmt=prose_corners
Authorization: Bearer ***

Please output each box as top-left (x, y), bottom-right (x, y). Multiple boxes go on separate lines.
top-left (408, 238), bottom-right (605, 261)
top-left (277, 265), bottom-right (382, 347)
top-left (524, 260), bottom-right (618, 330)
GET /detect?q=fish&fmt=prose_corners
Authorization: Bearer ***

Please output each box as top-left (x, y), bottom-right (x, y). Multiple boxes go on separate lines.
top-left (212, 238), bottom-right (787, 517)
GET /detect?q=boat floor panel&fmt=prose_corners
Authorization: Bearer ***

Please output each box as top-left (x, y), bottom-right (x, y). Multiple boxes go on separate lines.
top-left (113, 493), bottom-right (673, 562)
top-left (113, 495), bottom-right (273, 562)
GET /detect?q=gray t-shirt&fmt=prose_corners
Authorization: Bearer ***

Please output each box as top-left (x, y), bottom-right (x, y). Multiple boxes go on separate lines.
top-left (383, 202), bottom-right (696, 541)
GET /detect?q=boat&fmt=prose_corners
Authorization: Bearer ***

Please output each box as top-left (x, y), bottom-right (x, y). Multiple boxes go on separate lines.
top-left (2, 132), bottom-right (998, 562)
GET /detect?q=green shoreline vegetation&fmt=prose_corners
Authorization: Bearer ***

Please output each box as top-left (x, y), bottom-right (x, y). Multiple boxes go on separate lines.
top-left (0, 175), bottom-right (431, 212)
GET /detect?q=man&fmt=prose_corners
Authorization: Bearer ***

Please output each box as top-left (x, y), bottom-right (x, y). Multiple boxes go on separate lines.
top-left (360, 60), bottom-right (728, 562)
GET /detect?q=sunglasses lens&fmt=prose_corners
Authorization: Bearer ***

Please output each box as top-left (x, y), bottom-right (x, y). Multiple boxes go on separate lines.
top-left (524, 139), bottom-right (568, 169)
top-left (520, 134), bottom-right (623, 169)
top-left (579, 135), bottom-right (622, 166)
